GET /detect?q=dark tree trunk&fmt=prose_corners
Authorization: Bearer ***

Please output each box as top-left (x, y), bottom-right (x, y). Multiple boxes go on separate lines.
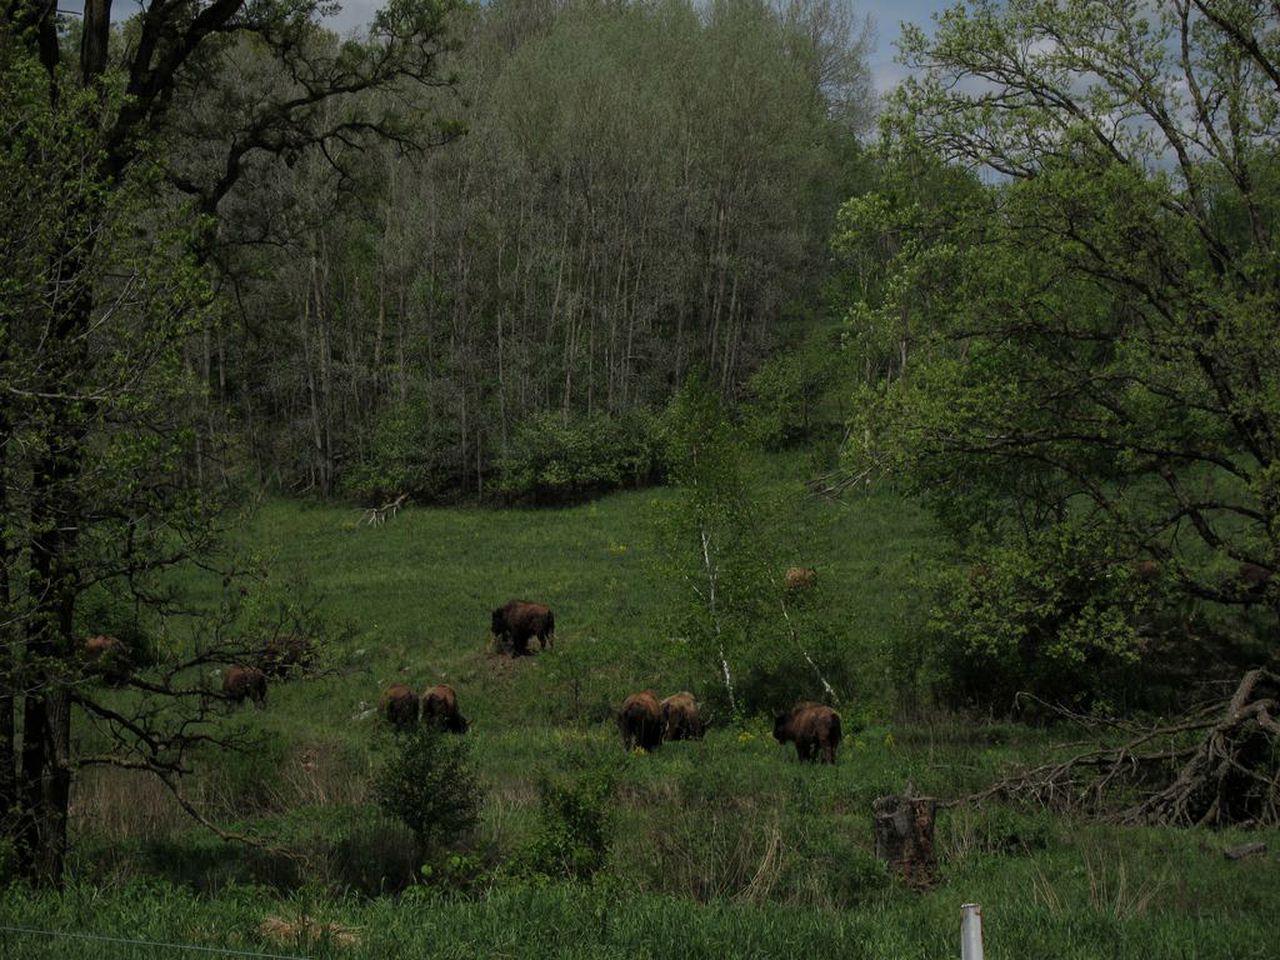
top-left (873, 792), bottom-right (938, 889)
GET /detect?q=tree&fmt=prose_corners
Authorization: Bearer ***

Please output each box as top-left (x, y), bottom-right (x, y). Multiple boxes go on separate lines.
top-left (1, 0), bottom-right (458, 885)
top-left (838, 1), bottom-right (1280, 706)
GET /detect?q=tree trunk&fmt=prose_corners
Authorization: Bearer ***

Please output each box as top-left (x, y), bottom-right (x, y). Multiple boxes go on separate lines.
top-left (872, 792), bottom-right (938, 889)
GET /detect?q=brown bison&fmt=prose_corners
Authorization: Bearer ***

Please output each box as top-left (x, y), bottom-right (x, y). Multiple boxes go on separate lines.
top-left (259, 633), bottom-right (316, 678)
top-left (784, 566), bottom-right (817, 592)
top-left (223, 665), bottom-right (268, 708)
top-left (381, 684), bottom-right (419, 731)
top-left (661, 692), bottom-right (704, 742)
top-left (618, 691), bottom-right (663, 752)
top-left (491, 599), bottom-right (556, 656)
top-left (773, 702), bottom-right (842, 765)
top-left (421, 684), bottom-right (469, 734)
top-left (81, 634), bottom-right (131, 684)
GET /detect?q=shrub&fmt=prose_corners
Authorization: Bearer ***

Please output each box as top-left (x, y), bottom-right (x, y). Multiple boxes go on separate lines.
top-left (917, 527), bottom-right (1162, 716)
top-left (495, 410), bottom-right (663, 504)
top-left (520, 769), bottom-right (615, 881)
top-left (372, 729), bottom-right (482, 854)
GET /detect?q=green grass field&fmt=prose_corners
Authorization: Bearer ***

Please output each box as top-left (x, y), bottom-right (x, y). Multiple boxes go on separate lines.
top-left (6, 463), bottom-right (1279, 958)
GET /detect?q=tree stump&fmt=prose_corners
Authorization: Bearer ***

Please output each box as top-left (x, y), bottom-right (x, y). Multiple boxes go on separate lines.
top-left (873, 792), bottom-right (938, 889)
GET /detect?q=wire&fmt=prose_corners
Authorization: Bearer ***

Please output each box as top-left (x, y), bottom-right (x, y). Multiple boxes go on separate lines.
top-left (0, 924), bottom-right (313, 959)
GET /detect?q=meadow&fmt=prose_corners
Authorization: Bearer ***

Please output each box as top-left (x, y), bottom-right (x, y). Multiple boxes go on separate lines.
top-left (4, 461), bottom-right (1278, 958)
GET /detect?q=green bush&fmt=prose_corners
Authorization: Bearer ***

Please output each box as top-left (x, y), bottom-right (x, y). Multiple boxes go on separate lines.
top-left (917, 526), bottom-right (1163, 716)
top-left (495, 410), bottom-right (663, 504)
top-left (341, 390), bottom-right (469, 503)
top-left (739, 328), bottom-right (846, 451)
top-left (520, 769), bottom-right (615, 882)
top-left (372, 729), bottom-right (482, 854)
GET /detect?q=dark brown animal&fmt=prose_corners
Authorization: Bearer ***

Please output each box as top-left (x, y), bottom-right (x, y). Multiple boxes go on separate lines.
top-left (783, 567), bottom-right (817, 592)
top-left (381, 684), bottom-right (419, 731)
top-left (618, 690), bottom-right (663, 752)
top-left (421, 684), bottom-right (469, 734)
top-left (223, 665), bottom-right (267, 708)
top-left (259, 633), bottom-right (316, 678)
top-left (661, 692), bottom-right (704, 742)
top-left (1132, 559), bottom-right (1161, 581)
top-left (773, 701), bottom-right (842, 764)
top-left (82, 634), bottom-right (130, 684)
top-left (491, 599), bottom-right (556, 656)
top-left (1239, 563), bottom-right (1272, 587)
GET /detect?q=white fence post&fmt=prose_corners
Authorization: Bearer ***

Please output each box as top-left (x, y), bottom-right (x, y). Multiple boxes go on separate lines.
top-left (961, 903), bottom-right (984, 960)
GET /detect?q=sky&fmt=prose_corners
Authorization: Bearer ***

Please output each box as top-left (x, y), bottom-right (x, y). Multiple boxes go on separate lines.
top-left (858, 0), bottom-right (951, 92)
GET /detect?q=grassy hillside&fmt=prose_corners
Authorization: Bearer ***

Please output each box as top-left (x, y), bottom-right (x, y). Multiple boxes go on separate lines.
top-left (10, 466), bottom-right (1279, 958)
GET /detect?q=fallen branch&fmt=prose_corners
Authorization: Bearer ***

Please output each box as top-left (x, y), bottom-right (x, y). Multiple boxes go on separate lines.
top-left (364, 493), bottom-right (409, 527)
top-left (960, 670), bottom-right (1280, 827)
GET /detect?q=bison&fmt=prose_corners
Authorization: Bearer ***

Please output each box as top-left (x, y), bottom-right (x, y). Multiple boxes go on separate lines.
top-left (783, 566), bottom-right (817, 592)
top-left (661, 692), bottom-right (704, 742)
top-left (223, 665), bottom-right (268, 708)
top-left (82, 634), bottom-right (132, 684)
top-left (491, 599), bottom-right (555, 656)
top-left (773, 701), bottom-right (842, 765)
top-left (381, 684), bottom-right (419, 731)
top-left (421, 684), bottom-right (469, 734)
top-left (618, 690), bottom-right (663, 752)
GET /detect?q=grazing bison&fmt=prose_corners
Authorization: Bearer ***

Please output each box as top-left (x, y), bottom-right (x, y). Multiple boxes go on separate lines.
top-left (421, 684), bottom-right (469, 734)
top-left (490, 599), bottom-right (556, 656)
top-left (259, 633), bottom-right (316, 678)
top-left (784, 566), bottom-right (817, 592)
top-left (381, 684), bottom-right (419, 731)
top-left (661, 692), bottom-right (704, 742)
top-left (618, 691), bottom-right (663, 752)
top-left (223, 665), bottom-right (268, 708)
top-left (773, 702), bottom-right (842, 765)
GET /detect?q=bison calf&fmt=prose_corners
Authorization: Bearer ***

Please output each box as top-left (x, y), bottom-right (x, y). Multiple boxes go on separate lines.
top-left (381, 684), bottom-right (419, 731)
top-left (661, 692), bottom-right (704, 742)
top-left (223, 665), bottom-right (268, 708)
top-left (618, 691), bottom-right (663, 752)
top-left (773, 702), bottom-right (842, 764)
top-left (491, 599), bottom-right (556, 656)
top-left (421, 683), bottom-right (469, 734)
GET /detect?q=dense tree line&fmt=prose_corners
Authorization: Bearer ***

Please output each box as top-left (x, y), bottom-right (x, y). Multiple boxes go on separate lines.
top-left (204, 0), bottom-right (874, 499)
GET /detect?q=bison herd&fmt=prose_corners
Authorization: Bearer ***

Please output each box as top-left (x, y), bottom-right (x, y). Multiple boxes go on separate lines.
top-left (372, 597), bottom-right (844, 765)
top-left (88, 595), bottom-right (843, 766)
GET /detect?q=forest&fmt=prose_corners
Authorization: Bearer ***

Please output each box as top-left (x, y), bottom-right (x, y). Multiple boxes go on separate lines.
top-left (1, 0), bottom-right (1278, 956)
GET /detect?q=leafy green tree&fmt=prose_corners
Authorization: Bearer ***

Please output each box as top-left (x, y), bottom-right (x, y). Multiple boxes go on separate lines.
top-left (1, 0), bottom-right (458, 885)
top-left (839, 0), bottom-right (1280, 706)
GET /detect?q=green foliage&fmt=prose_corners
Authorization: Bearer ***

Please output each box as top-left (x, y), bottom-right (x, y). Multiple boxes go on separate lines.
top-left (495, 410), bottom-right (664, 504)
top-left (653, 374), bottom-right (781, 716)
top-left (740, 326), bottom-right (849, 452)
top-left (836, 0), bottom-right (1280, 708)
top-left (372, 730), bottom-right (482, 853)
top-left (520, 768), bottom-right (615, 882)
top-left (918, 527), bottom-right (1158, 714)
top-left (341, 392), bottom-right (468, 503)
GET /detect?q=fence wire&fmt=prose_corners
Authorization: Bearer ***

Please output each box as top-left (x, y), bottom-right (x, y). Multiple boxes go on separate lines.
top-left (0, 924), bottom-right (313, 959)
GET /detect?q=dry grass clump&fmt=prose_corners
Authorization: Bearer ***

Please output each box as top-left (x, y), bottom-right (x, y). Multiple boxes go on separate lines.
top-left (259, 915), bottom-right (360, 949)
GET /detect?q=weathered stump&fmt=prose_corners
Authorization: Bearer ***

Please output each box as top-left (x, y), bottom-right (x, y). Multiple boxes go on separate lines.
top-left (873, 792), bottom-right (938, 889)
